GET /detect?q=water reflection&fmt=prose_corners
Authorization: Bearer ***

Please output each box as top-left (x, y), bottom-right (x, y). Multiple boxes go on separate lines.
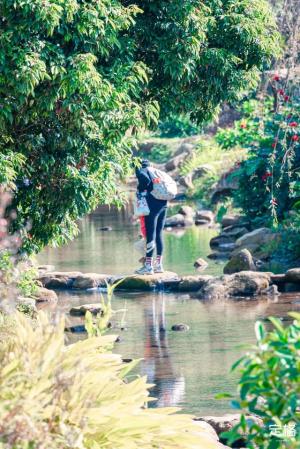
top-left (142, 294), bottom-right (185, 408)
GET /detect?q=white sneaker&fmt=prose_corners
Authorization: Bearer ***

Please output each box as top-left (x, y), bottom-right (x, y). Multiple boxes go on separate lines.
top-left (154, 263), bottom-right (164, 273)
top-left (135, 265), bottom-right (154, 275)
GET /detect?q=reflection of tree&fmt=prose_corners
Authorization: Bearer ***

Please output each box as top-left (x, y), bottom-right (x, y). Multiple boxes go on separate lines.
top-left (141, 294), bottom-right (185, 408)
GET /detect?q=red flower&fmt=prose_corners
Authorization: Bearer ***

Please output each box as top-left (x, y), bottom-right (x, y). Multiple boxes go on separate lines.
top-left (262, 171), bottom-right (272, 182)
top-left (278, 89), bottom-right (284, 96)
top-left (289, 121), bottom-right (298, 127)
top-left (284, 95), bottom-right (290, 102)
top-left (292, 135), bottom-right (299, 142)
top-left (273, 75), bottom-right (280, 81)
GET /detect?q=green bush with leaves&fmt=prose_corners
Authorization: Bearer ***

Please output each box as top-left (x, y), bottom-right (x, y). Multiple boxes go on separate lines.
top-left (140, 143), bottom-right (172, 164)
top-left (223, 313), bottom-right (300, 449)
top-left (156, 114), bottom-right (201, 138)
top-left (0, 311), bottom-right (219, 449)
top-left (216, 85), bottom-right (300, 226)
top-left (0, 0), bottom-right (280, 253)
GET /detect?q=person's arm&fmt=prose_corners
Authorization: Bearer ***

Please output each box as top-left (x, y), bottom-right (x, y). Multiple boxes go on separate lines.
top-left (136, 168), bottom-right (151, 193)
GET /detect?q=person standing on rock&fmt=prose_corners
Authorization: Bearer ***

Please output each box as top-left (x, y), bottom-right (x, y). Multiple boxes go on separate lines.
top-left (135, 159), bottom-right (177, 275)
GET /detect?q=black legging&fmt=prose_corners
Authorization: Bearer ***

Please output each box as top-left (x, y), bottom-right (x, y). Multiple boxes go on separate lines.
top-left (145, 196), bottom-right (167, 257)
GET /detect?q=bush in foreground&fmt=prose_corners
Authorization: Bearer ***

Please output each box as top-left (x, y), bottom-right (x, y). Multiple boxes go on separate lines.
top-left (0, 312), bottom-right (219, 449)
top-left (223, 313), bottom-right (300, 449)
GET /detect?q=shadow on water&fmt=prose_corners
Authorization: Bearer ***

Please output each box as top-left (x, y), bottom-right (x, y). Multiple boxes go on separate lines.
top-left (38, 205), bottom-right (300, 415)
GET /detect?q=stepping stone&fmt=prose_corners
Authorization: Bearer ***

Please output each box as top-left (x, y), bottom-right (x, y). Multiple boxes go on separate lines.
top-left (113, 271), bottom-right (180, 291)
top-left (171, 323), bottom-right (190, 331)
top-left (69, 303), bottom-right (103, 316)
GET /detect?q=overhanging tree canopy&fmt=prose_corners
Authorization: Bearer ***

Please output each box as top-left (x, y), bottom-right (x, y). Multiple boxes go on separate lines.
top-left (0, 0), bottom-right (280, 252)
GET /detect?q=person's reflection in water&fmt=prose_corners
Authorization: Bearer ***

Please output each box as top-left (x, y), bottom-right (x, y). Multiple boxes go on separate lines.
top-left (141, 293), bottom-right (185, 408)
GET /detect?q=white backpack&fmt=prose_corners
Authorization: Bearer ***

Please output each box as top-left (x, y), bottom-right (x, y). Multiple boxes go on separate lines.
top-left (148, 167), bottom-right (177, 201)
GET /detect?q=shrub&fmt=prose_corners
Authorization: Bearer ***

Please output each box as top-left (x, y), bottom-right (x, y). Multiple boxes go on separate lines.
top-left (140, 143), bottom-right (172, 164)
top-left (156, 114), bottom-right (201, 138)
top-left (216, 84), bottom-right (300, 225)
top-left (223, 314), bottom-right (300, 449)
top-left (0, 311), bottom-right (219, 449)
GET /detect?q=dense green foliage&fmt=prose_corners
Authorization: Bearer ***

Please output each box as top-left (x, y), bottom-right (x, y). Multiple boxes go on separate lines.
top-left (216, 88), bottom-right (300, 226)
top-left (0, 0), bottom-right (279, 253)
top-left (140, 142), bottom-right (172, 164)
top-left (223, 314), bottom-right (300, 449)
top-left (156, 114), bottom-right (201, 138)
top-left (0, 311), bottom-right (218, 449)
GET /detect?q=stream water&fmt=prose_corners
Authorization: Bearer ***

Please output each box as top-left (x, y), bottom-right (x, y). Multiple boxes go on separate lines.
top-left (39, 205), bottom-right (300, 416)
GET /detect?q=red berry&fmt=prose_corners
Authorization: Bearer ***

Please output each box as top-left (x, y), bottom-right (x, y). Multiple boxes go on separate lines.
top-left (240, 122), bottom-right (247, 129)
top-left (289, 121), bottom-right (298, 127)
top-left (284, 95), bottom-right (290, 102)
top-left (278, 89), bottom-right (284, 96)
top-left (273, 75), bottom-right (280, 81)
top-left (292, 135), bottom-right (299, 142)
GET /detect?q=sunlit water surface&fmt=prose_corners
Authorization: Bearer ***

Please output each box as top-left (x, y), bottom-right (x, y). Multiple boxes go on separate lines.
top-left (39, 205), bottom-right (300, 415)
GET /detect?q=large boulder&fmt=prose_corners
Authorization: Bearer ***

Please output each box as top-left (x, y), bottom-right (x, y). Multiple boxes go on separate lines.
top-left (285, 268), bottom-right (300, 283)
top-left (234, 228), bottom-right (279, 259)
top-left (70, 303), bottom-right (103, 316)
top-left (39, 271), bottom-right (82, 289)
top-left (138, 140), bottom-right (157, 154)
top-left (39, 271), bottom-right (110, 290)
top-left (210, 235), bottom-right (236, 248)
top-left (178, 205), bottom-right (196, 218)
top-left (165, 153), bottom-right (187, 171)
top-left (194, 258), bottom-right (208, 270)
top-left (207, 252), bottom-right (230, 260)
top-left (222, 226), bottom-right (249, 239)
top-left (195, 414), bottom-right (262, 437)
top-left (223, 249), bottom-right (256, 274)
top-left (196, 271), bottom-right (270, 299)
top-left (195, 210), bottom-right (215, 224)
top-left (178, 275), bottom-right (213, 292)
top-left (72, 273), bottom-right (110, 289)
top-left (173, 142), bottom-right (195, 157)
top-left (178, 173), bottom-right (194, 190)
top-left (34, 287), bottom-right (58, 303)
top-left (115, 271), bottom-right (180, 291)
top-left (165, 213), bottom-right (194, 227)
top-left (221, 214), bottom-right (248, 228)
top-left (192, 164), bottom-right (214, 180)
top-left (211, 172), bottom-right (239, 203)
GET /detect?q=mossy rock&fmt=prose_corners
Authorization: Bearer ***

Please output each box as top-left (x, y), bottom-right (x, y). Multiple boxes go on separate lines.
top-left (115, 272), bottom-right (180, 291)
top-left (178, 275), bottom-right (213, 292)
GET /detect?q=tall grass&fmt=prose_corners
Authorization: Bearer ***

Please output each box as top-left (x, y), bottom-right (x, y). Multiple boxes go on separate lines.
top-left (0, 309), bottom-right (219, 449)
